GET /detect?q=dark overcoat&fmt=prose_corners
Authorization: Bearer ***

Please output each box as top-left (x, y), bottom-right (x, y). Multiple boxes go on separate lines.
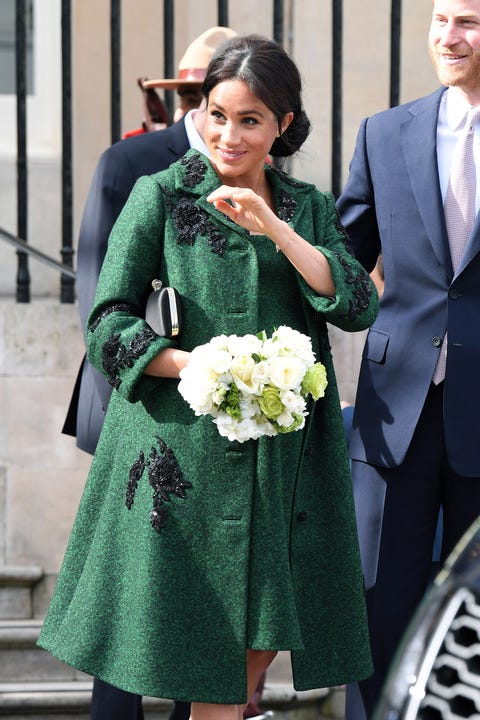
top-left (63, 117), bottom-right (191, 453)
top-left (38, 150), bottom-right (377, 703)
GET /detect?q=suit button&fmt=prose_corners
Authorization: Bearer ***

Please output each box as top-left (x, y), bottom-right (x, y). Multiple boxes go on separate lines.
top-left (432, 336), bottom-right (442, 347)
top-left (297, 511), bottom-right (308, 522)
top-left (449, 288), bottom-right (462, 299)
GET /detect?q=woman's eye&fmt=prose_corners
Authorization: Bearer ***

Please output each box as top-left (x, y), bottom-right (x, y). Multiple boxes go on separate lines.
top-left (242, 117), bottom-right (258, 126)
top-left (211, 110), bottom-right (225, 121)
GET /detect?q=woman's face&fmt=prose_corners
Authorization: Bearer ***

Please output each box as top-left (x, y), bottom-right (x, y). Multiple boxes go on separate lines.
top-left (205, 79), bottom-right (289, 187)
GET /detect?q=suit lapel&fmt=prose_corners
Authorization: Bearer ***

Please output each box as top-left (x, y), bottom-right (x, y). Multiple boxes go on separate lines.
top-left (401, 88), bottom-right (453, 274)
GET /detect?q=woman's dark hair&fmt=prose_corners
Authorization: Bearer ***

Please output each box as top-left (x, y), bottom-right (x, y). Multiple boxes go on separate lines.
top-left (202, 35), bottom-right (311, 158)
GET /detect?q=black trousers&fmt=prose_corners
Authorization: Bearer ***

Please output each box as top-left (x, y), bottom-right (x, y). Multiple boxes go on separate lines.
top-left (349, 382), bottom-right (480, 718)
top-left (90, 679), bottom-right (190, 720)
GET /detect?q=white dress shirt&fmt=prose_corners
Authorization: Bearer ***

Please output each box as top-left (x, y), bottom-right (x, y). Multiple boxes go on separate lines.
top-left (184, 109), bottom-right (210, 158)
top-left (436, 87), bottom-right (480, 214)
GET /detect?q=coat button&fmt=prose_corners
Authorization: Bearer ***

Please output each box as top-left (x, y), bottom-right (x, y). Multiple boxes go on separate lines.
top-left (297, 511), bottom-right (308, 522)
top-left (449, 288), bottom-right (462, 300)
top-left (432, 336), bottom-right (442, 347)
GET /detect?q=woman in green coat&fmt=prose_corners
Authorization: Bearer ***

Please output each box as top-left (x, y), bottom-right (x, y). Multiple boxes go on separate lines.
top-left (39, 35), bottom-right (377, 720)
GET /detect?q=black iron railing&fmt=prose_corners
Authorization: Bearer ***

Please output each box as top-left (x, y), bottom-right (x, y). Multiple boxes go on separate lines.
top-left (1, 0), bottom-right (403, 303)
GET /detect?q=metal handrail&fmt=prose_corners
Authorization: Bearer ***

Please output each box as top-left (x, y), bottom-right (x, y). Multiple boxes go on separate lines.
top-left (0, 226), bottom-right (76, 280)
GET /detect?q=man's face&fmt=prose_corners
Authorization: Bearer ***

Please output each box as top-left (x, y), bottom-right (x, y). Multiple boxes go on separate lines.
top-left (429, 0), bottom-right (480, 101)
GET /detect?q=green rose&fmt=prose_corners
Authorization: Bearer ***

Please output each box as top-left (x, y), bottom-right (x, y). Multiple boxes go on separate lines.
top-left (258, 386), bottom-right (284, 419)
top-left (301, 362), bottom-right (328, 401)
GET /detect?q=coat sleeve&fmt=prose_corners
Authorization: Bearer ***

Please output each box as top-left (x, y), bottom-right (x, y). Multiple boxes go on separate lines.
top-left (297, 188), bottom-right (378, 333)
top-left (335, 117), bottom-right (382, 273)
top-left (86, 174), bottom-right (176, 403)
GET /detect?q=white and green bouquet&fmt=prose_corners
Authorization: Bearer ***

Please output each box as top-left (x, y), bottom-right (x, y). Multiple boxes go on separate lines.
top-left (178, 325), bottom-right (328, 443)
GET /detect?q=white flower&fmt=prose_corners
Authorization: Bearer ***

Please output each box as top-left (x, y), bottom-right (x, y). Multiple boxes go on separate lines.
top-left (215, 415), bottom-right (264, 443)
top-left (177, 326), bottom-right (327, 443)
top-left (251, 360), bottom-right (270, 387)
top-left (276, 409), bottom-right (294, 427)
top-left (272, 325), bottom-right (316, 364)
top-left (230, 355), bottom-right (258, 393)
top-left (226, 333), bottom-right (263, 357)
top-left (281, 389), bottom-right (307, 414)
top-left (267, 355), bottom-right (306, 391)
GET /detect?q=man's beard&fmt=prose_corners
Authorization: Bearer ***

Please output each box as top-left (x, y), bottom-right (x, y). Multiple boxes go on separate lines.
top-left (429, 46), bottom-right (480, 90)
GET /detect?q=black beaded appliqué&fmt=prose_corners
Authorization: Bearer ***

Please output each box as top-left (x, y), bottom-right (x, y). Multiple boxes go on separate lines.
top-left (334, 209), bottom-right (355, 257)
top-left (181, 153), bottom-right (208, 188)
top-left (102, 326), bottom-right (156, 389)
top-left (333, 251), bottom-right (373, 321)
top-left (89, 303), bottom-right (136, 333)
top-left (277, 190), bottom-right (297, 223)
top-left (126, 437), bottom-right (192, 532)
top-left (167, 193), bottom-right (227, 256)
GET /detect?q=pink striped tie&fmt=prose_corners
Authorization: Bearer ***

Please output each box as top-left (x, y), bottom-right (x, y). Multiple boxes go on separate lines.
top-left (433, 106), bottom-right (480, 384)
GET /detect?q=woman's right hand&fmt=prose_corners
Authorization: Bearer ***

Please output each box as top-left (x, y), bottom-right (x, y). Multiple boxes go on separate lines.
top-left (144, 348), bottom-right (190, 378)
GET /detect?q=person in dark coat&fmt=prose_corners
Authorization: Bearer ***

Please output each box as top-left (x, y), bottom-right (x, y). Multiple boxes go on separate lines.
top-left (41, 34), bottom-right (378, 720)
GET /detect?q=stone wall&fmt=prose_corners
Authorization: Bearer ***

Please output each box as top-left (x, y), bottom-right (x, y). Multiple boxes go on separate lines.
top-left (0, 300), bottom-right (91, 616)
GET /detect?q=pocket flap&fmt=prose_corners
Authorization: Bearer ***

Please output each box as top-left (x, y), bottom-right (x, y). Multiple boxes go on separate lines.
top-left (363, 328), bottom-right (389, 364)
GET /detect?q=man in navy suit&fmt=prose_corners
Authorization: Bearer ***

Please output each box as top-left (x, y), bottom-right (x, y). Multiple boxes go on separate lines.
top-left (63, 26), bottom-right (237, 720)
top-left (337, 0), bottom-right (480, 716)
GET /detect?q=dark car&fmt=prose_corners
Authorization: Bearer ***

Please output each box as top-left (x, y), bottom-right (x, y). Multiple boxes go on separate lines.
top-left (373, 516), bottom-right (480, 720)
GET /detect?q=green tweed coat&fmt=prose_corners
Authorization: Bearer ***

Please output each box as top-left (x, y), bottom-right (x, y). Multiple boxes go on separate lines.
top-left (38, 150), bottom-right (377, 703)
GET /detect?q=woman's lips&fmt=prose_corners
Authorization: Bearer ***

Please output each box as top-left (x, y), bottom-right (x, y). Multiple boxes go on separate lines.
top-left (217, 148), bottom-right (247, 161)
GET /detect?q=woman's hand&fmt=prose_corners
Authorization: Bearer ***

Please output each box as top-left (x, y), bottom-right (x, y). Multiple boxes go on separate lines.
top-left (207, 185), bottom-right (335, 297)
top-left (144, 348), bottom-right (190, 378)
top-left (207, 185), bottom-right (278, 237)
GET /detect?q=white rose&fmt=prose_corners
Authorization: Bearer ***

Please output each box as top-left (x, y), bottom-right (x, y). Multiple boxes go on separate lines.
top-left (267, 356), bottom-right (306, 390)
top-left (230, 355), bottom-right (257, 393)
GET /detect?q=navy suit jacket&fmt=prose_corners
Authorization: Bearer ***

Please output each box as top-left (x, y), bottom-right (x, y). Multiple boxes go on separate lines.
top-left (63, 117), bottom-right (191, 454)
top-left (337, 87), bottom-right (480, 477)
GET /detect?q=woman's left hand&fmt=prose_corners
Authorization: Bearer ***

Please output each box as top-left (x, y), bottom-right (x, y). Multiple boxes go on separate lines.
top-left (207, 185), bottom-right (279, 237)
top-left (207, 185), bottom-right (335, 297)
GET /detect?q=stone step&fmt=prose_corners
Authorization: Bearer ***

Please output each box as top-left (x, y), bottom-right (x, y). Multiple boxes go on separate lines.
top-left (0, 619), bottom-right (86, 683)
top-left (0, 681), bottom-right (336, 720)
top-left (0, 566), bottom-right (43, 621)
top-left (0, 681), bottom-right (171, 719)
